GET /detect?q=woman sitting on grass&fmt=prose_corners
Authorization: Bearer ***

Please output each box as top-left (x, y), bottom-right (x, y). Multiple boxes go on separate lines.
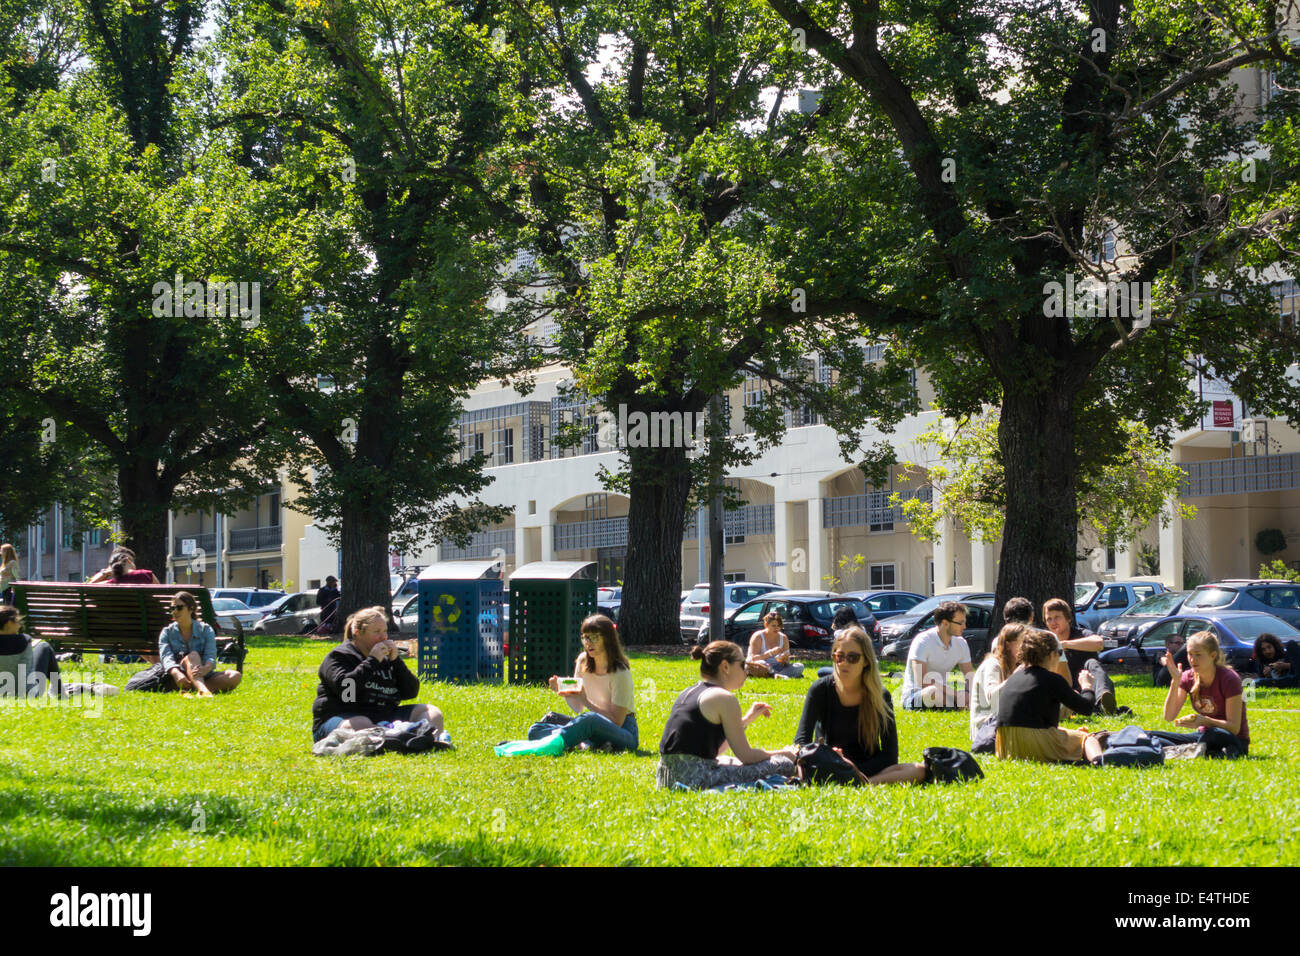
top-left (0, 605), bottom-right (59, 698)
top-left (657, 641), bottom-right (799, 789)
top-left (794, 627), bottom-right (926, 785)
top-left (496, 614), bottom-right (637, 756)
top-left (746, 610), bottom-right (804, 679)
top-left (1159, 630), bottom-right (1249, 758)
top-left (995, 628), bottom-right (1105, 764)
top-left (160, 591), bottom-right (241, 696)
top-left (969, 624), bottom-right (1024, 744)
top-left (1253, 633), bottom-right (1299, 689)
top-left (312, 606), bottom-right (446, 744)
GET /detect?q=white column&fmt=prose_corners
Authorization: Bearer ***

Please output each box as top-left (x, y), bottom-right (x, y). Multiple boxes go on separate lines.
top-left (1159, 498), bottom-right (1184, 590)
top-left (166, 509), bottom-right (175, 583)
top-left (932, 517), bottom-right (952, 593)
top-left (541, 516), bottom-right (554, 562)
top-left (1114, 539), bottom-right (1137, 579)
top-left (807, 495), bottom-right (828, 591)
top-left (970, 538), bottom-right (997, 591)
top-left (773, 500), bottom-right (791, 588)
top-left (53, 503), bottom-right (62, 582)
top-left (514, 526), bottom-right (528, 573)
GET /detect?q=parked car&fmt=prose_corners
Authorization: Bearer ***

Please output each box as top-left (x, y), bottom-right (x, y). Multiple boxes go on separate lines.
top-left (843, 590), bottom-right (927, 626)
top-left (252, 591), bottom-right (323, 634)
top-left (1179, 580), bottom-right (1300, 630)
top-left (212, 587), bottom-right (285, 609)
top-left (391, 572), bottom-right (421, 614)
top-left (597, 586), bottom-right (622, 622)
top-left (394, 594), bottom-right (419, 637)
top-left (1096, 590), bottom-right (1189, 649)
top-left (1072, 579), bottom-right (1168, 631)
top-left (879, 599), bottom-right (996, 664)
top-left (875, 590), bottom-right (994, 648)
top-left (209, 597), bottom-right (263, 634)
top-left (680, 581), bottom-right (784, 644)
top-left (697, 591), bottom-right (873, 650)
top-left (1098, 611), bottom-right (1300, 683)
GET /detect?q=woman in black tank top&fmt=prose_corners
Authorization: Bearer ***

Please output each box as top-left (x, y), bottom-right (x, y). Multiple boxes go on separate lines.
top-left (656, 641), bottom-right (799, 789)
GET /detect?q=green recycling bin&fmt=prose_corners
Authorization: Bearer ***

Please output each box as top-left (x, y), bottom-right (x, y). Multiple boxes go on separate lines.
top-left (507, 561), bottom-right (597, 684)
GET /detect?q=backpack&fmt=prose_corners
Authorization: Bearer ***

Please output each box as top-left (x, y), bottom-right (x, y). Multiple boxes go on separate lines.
top-left (795, 743), bottom-right (862, 786)
top-left (923, 747), bottom-right (984, 783)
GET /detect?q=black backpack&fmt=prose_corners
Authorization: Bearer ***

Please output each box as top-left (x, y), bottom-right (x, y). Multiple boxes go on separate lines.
top-left (796, 743), bottom-right (862, 786)
top-left (923, 746), bottom-right (984, 783)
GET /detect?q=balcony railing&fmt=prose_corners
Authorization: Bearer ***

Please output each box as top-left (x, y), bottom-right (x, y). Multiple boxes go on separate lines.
top-left (554, 516), bottom-right (629, 551)
top-left (172, 533), bottom-right (217, 557)
top-left (228, 525), bottom-right (283, 552)
top-left (1182, 453), bottom-right (1300, 497)
top-left (823, 487), bottom-right (931, 530)
top-left (683, 504), bottom-right (776, 540)
top-left (439, 529), bottom-right (516, 560)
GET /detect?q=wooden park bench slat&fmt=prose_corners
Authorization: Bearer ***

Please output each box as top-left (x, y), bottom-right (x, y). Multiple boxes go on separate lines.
top-left (9, 583), bottom-right (247, 669)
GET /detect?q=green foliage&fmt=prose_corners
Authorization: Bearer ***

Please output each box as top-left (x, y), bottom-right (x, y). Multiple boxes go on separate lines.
top-left (821, 552), bottom-right (864, 592)
top-left (894, 412), bottom-right (1193, 547)
top-left (1135, 542), bottom-right (1161, 577)
top-left (1256, 528), bottom-right (1288, 556)
top-left (2, 640), bottom-right (1298, 865)
top-left (1258, 559), bottom-right (1300, 584)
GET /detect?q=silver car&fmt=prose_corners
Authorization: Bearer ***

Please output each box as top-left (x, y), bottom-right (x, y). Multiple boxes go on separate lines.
top-left (252, 591), bottom-right (323, 634)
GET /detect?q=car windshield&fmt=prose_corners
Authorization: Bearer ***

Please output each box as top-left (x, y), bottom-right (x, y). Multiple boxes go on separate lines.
top-left (211, 598), bottom-right (251, 611)
top-left (1124, 591), bottom-right (1185, 616)
top-left (903, 593), bottom-right (987, 618)
top-left (1225, 614), bottom-right (1300, 642)
top-left (1185, 587), bottom-right (1237, 609)
top-left (1074, 583), bottom-right (1099, 607)
top-left (246, 592), bottom-right (284, 607)
top-left (687, 586), bottom-right (711, 604)
top-left (263, 594), bottom-right (294, 612)
top-left (810, 599), bottom-right (872, 622)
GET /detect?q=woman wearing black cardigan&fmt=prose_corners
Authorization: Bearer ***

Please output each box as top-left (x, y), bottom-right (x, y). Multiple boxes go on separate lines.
top-left (995, 629), bottom-right (1107, 763)
top-left (794, 627), bottom-right (926, 785)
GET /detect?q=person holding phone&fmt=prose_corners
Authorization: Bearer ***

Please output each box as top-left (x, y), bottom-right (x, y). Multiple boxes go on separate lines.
top-left (1158, 630), bottom-right (1249, 758)
top-left (794, 627), bottom-right (927, 785)
top-left (746, 610), bottom-right (804, 679)
top-left (311, 605), bottom-right (446, 743)
top-left (496, 613), bottom-right (637, 755)
top-left (657, 640), bottom-right (799, 789)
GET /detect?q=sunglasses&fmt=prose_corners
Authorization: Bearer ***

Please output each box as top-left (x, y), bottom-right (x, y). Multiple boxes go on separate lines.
top-left (169, 605), bottom-right (186, 613)
top-left (832, 651), bottom-right (864, 665)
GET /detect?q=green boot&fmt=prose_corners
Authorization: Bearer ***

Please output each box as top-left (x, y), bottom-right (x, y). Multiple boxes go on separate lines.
top-left (494, 732), bottom-right (567, 756)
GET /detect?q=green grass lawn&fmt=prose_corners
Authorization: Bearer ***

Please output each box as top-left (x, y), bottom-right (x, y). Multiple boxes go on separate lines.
top-left (3, 638), bottom-right (1299, 866)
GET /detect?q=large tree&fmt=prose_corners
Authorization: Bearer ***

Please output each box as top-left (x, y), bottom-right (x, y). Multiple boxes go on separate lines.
top-left (215, 0), bottom-right (534, 621)
top-left (0, 0), bottom-right (292, 573)
top-left (758, 0), bottom-right (1300, 624)
top-left (502, 0), bottom-right (918, 644)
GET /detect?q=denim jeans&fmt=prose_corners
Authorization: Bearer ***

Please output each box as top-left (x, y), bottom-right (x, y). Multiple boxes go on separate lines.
top-left (528, 711), bottom-right (639, 752)
top-left (1149, 728), bottom-right (1248, 759)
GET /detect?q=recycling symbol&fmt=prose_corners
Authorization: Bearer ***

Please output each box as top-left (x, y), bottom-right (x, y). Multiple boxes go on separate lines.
top-left (430, 594), bottom-right (461, 626)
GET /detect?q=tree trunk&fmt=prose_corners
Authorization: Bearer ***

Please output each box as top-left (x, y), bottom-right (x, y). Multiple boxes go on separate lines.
top-left (992, 383), bottom-right (1080, 632)
top-left (619, 442), bottom-right (693, 646)
top-left (116, 461), bottom-right (170, 580)
top-left (338, 496), bottom-right (392, 633)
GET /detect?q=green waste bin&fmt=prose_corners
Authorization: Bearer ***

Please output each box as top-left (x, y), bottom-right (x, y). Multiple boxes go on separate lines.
top-left (507, 561), bottom-right (597, 684)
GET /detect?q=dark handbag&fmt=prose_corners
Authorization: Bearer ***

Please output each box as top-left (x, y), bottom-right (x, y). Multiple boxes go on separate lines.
top-left (124, 662), bottom-right (170, 693)
top-left (1096, 725), bottom-right (1164, 767)
top-left (971, 716), bottom-right (998, 755)
top-left (923, 746), bottom-right (984, 783)
top-left (796, 743), bottom-right (862, 786)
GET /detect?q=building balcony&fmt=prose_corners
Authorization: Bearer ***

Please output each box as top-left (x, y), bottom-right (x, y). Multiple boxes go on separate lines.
top-left (823, 487), bottom-right (932, 530)
top-left (1182, 453), bottom-right (1300, 497)
top-left (172, 532), bottom-right (217, 557)
top-left (683, 504), bottom-right (776, 539)
top-left (554, 516), bottom-right (629, 551)
top-left (439, 529), bottom-right (517, 560)
top-left (228, 525), bottom-right (283, 553)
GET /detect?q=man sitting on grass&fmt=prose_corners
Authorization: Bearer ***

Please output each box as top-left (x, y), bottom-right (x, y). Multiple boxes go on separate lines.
top-left (1043, 598), bottom-right (1122, 715)
top-left (899, 601), bottom-right (973, 710)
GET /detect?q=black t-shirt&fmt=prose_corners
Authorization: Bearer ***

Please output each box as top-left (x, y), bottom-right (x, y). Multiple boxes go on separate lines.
top-left (0, 633), bottom-right (29, 656)
top-left (794, 675), bottom-right (899, 776)
top-left (997, 665), bottom-right (1096, 728)
top-left (311, 640), bottom-right (420, 734)
top-left (1063, 624), bottom-right (1098, 687)
top-left (316, 586), bottom-right (340, 612)
top-left (659, 682), bottom-right (727, 758)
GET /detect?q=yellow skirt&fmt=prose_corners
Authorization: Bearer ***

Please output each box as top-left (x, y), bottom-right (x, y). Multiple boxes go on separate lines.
top-left (995, 724), bottom-right (1089, 763)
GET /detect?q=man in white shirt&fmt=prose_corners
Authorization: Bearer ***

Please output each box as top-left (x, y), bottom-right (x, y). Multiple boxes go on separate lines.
top-left (900, 601), bottom-right (974, 710)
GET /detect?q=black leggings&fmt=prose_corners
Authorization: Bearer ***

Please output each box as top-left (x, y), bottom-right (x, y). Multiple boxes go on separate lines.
top-left (1149, 728), bottom-right (1248, 759)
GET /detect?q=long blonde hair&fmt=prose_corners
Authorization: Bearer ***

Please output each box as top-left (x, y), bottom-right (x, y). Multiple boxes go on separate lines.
top-left (0, 543), bottom-right (16, 565)
top-left (833, 627), bottom-right (891, 754)
top-left (1186, 630), bottom-right (1226, 699)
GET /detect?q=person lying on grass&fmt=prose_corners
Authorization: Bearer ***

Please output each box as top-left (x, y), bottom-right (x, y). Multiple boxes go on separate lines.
top-left (656, 641), bottom-right (799, 789)
top-left (794, 627), bottom-right (927, 785)
top-left (311, 606), bottom-right (445, 744)
top-left (496, 613), bottom-right (637, 756)
top-left (1158, 630), bottom-right (1250, 758)
top-left (746, 610), bottom-right (805, 679)
top-left (994, 628), bottom-right (1105, 764)
top-left (1253, 632), bottom-right (1300, 689)
top-left (160, 591), bottom-right (241, 697)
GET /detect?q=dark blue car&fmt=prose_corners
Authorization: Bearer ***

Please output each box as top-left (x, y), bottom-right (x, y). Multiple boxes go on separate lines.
top-left (1099, 610), bottom-right (1300, 684)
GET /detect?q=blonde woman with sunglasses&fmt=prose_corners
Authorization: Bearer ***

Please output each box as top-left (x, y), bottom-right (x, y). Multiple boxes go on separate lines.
top-left (794, 627), bottom-right (926, 784)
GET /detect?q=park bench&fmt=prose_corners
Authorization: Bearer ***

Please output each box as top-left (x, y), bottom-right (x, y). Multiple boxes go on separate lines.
top-left (8, 582), bottom-right (247, 670)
